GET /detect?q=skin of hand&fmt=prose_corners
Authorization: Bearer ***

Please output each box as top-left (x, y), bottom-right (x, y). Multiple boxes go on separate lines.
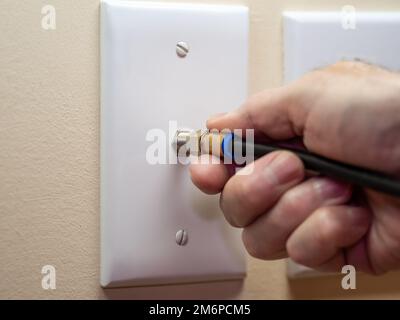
top-left (189, 61), bottom-right (400, 274)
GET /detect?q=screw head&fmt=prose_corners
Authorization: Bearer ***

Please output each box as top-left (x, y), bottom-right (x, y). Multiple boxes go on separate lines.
top-left (176, 41), bottom-right (189, 58)
top-left (176, 229), bottom-right (188, 246)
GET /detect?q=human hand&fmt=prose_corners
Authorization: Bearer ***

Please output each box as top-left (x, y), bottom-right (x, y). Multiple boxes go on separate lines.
top-left (189, 61), bottom-right (400, 274)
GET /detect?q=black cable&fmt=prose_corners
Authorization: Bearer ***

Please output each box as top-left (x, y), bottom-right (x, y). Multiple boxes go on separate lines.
top-left (232, 140), bottom-right (400, 197)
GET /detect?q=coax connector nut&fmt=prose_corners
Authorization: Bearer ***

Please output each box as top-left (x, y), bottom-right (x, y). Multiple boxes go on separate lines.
top-left (172, 129), bottom-right (202, 157)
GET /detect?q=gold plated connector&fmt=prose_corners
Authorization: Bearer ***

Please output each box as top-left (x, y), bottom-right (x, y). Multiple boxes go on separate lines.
top-left (173, 129), bottom-right (201, 157)
top-left (173, 129), bottom-right (226, 158)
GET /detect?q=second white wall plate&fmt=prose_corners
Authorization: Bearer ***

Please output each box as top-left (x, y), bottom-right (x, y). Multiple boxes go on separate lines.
top-left (284, 11), bottom-right (400, 82)
top-left (101, 1), bottom-right (248, 287)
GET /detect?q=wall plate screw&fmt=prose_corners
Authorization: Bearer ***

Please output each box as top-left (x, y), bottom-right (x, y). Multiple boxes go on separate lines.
top-left (176, 41), bottom-right (189, 58)
top-left (176, 229), bottom-right (188, 246)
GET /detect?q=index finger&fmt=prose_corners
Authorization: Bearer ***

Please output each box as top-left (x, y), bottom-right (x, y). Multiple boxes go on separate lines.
top-left (207, 86), bottom-right (306, 140)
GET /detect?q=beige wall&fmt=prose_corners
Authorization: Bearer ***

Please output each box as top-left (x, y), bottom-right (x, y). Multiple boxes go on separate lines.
top-left (1, 0), bottom-right (400, 299)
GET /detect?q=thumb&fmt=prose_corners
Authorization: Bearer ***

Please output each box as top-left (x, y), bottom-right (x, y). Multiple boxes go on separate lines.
top-left (207, 85), bottom-right (308, 140)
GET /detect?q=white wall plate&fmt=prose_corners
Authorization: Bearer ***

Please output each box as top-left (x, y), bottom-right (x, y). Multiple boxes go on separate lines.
top-left (284, 11), bottom-right (400, 82)
top-left (283, 11), bottom-right (400, 278)
top-left (100, 0), bottom-right (248, 287)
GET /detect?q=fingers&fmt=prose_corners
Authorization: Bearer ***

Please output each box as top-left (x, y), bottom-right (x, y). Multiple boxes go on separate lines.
top-left (206, 85), bottom-right (308, 140)
top-left (189, 155), bottom-right (230, 195)
top-left (220, 151), bottom-right (305, 227)
top-left (190, 151), bottom-right (371, 274)
top-left (242, 177), bottom-right (352, 260)
top-left (287, 206), bottom-right (371, 272)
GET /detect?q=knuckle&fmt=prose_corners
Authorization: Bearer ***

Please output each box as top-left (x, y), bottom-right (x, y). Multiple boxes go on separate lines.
top-left (244, 89), bottom-right (283, 129)
top-left (300, 69), bottom-right (327, 84)
top-left (267, 150), bottom-right (305, 181)
top-left (280, 188), bottom-right (303, 216)
top-left (229, 179), bottom-right (260, 227)
top-left (236, 176), bottom-right (252, 200)
top-left (244, 94), bottom-right (260, 110)
top-left (243, 95), bottom-right (265, 129)
top-left (238, 178), bottom-right (261, 209)
top-left (275, 196), bottom-right (301, 229)
top-left (314, 207), bottom-right (339, 244)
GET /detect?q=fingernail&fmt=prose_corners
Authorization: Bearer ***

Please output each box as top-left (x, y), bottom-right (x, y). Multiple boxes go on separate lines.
top-left (314, 178), bottom-right (350, 199)
top-left (263, 152), bottom-right (302, 186)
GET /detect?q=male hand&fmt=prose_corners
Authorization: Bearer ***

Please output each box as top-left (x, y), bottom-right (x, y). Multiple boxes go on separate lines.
top-left (189, 61), bottom-right (400, 274)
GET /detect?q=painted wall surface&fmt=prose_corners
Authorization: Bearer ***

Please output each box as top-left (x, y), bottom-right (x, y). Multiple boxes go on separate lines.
top-left (1, 0), bottom-right (400, 299)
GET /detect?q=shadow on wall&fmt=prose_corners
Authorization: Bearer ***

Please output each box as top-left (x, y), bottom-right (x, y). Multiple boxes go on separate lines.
top-left (102, 280), bottom-right (244, 300)
top-left (289, 271), bottom-right (400, 299)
